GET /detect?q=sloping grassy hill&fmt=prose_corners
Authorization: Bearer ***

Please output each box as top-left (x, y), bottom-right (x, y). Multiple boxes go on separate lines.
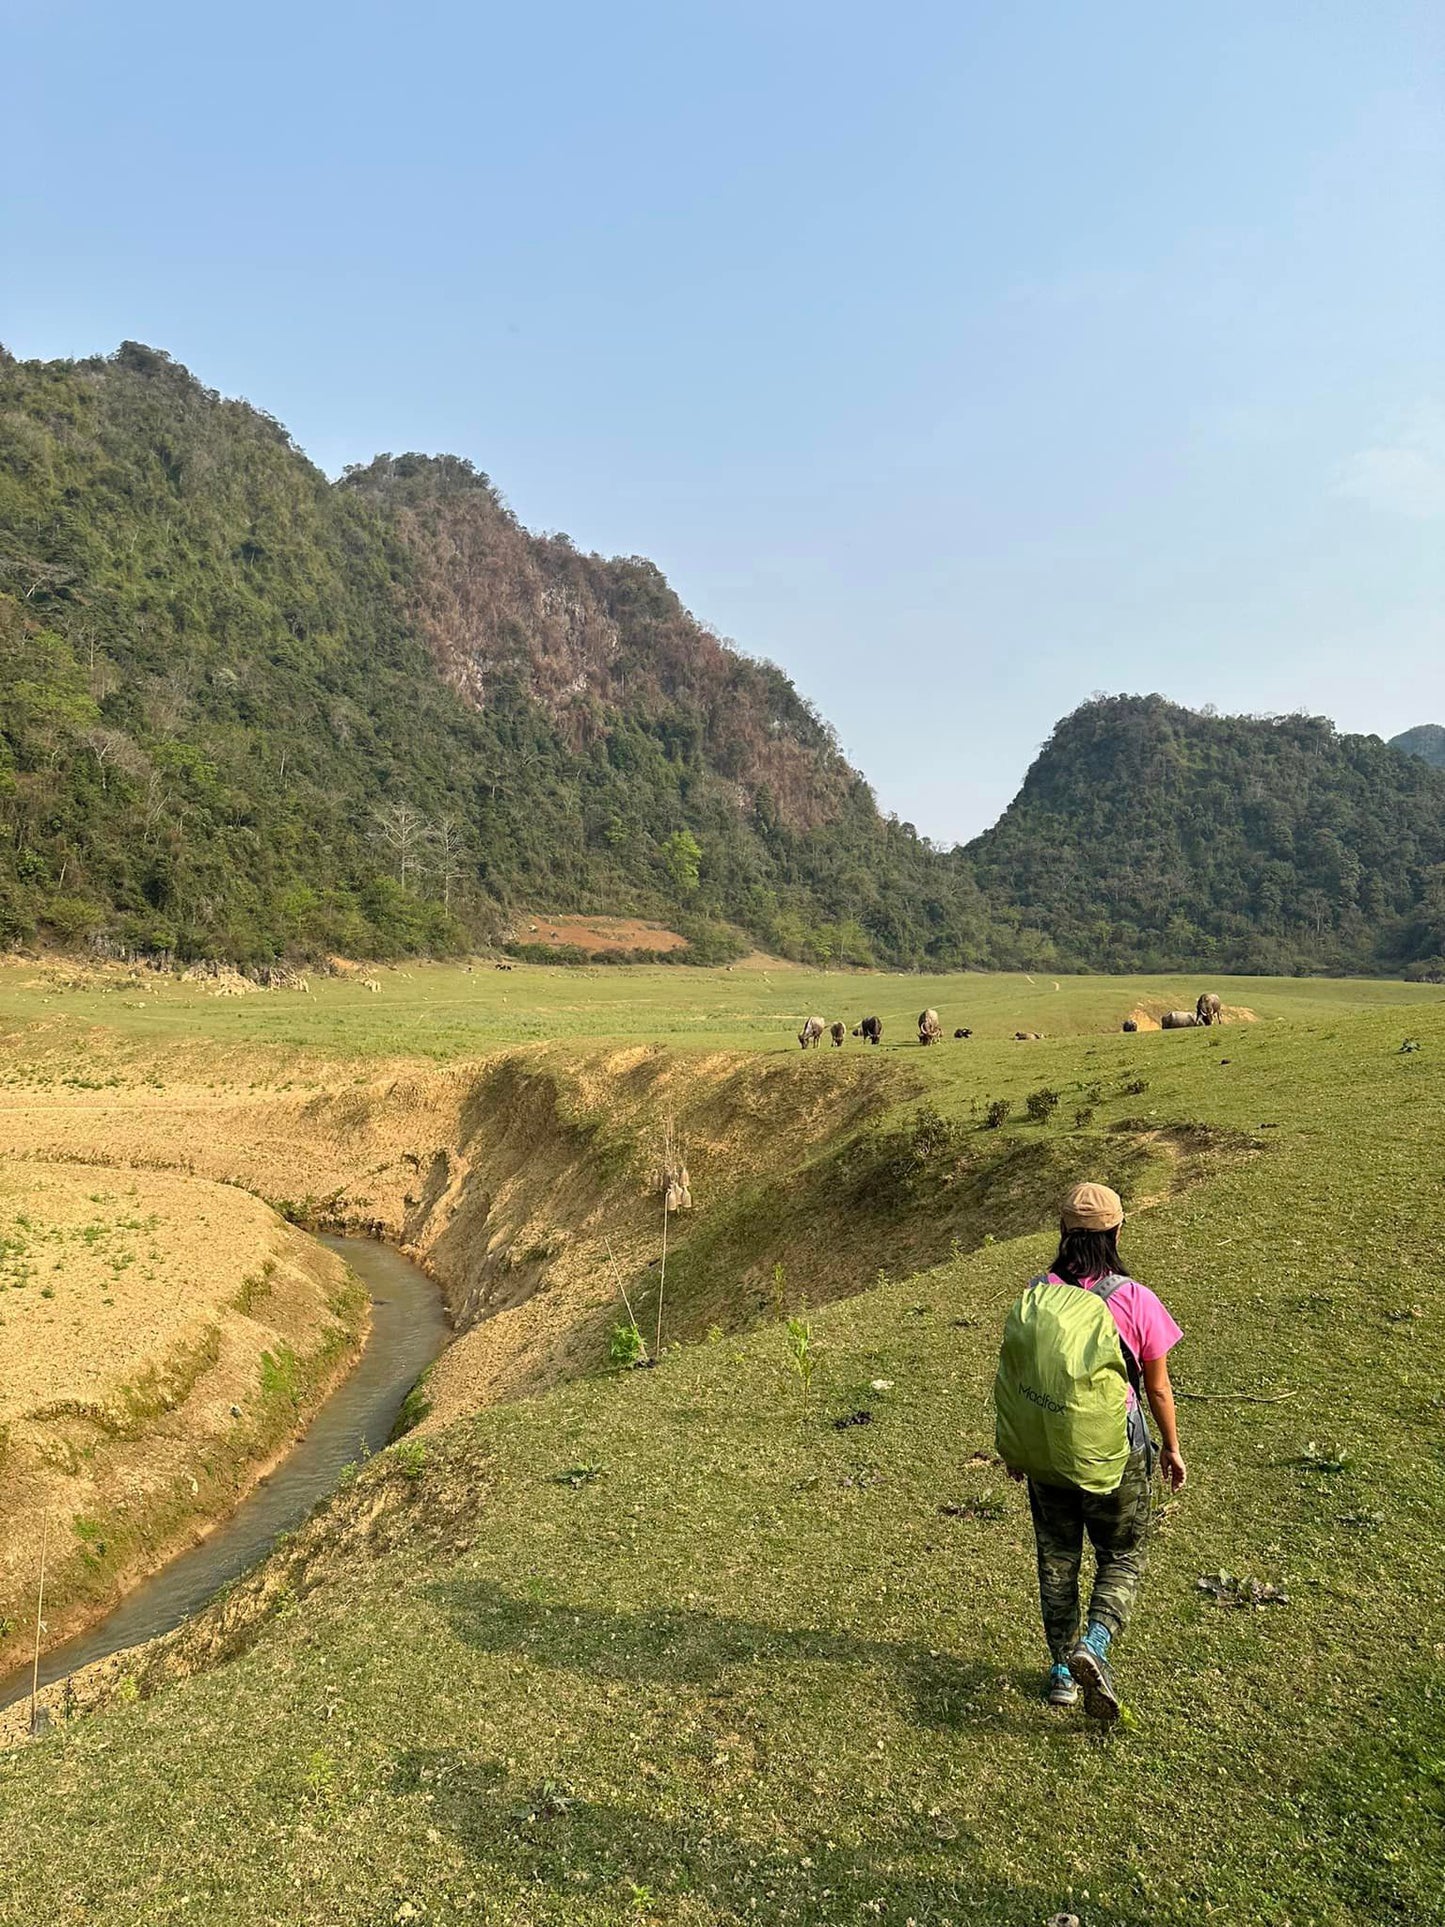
top-left (0, 980), bottom-right (1441, 1923)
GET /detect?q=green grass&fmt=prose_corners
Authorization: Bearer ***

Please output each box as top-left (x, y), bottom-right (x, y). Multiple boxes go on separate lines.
top-left (0, 958), bottom-right (1440, 1066)
top-left (0, 973), bottom-right (1441, 1923)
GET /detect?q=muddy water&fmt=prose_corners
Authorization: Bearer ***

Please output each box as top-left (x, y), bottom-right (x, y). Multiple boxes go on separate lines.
top-left (0, 1236), bottom-right (448, 1712)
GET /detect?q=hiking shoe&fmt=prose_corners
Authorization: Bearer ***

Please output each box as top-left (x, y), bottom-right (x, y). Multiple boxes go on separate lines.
top-left (1067, 1630), bottom-right (1120, 1723)
top-left (1045, 1663), bottom-right (1079, 1707)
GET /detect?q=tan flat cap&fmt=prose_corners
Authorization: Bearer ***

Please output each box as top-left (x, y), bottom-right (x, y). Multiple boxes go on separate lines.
top-left (1061, 1181), bottom-right (1124, 1231)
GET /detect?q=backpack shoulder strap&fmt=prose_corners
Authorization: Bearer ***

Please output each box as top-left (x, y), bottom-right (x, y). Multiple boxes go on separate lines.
top-left (1089, 1271), bottom-right (1130, 1305)
top-left (1088, 1273), bottom-right (1143, 1396)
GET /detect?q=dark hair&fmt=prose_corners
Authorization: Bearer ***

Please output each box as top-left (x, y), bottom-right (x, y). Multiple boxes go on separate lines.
top-left (1052, 1224), bottom-right (1123, 1285)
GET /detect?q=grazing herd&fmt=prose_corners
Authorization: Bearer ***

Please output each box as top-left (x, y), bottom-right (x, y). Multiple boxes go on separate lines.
top-left (798, 990), bottom-right (1226, 1050)
top-left (800, 1008), bottom-right (984, 1049)
top-left (1159, 992), bottom-right (1224, 1031)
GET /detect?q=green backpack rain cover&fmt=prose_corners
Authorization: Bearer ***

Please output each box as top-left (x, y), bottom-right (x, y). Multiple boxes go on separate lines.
top-left (993, 1273), bottom-right (1134, 1494)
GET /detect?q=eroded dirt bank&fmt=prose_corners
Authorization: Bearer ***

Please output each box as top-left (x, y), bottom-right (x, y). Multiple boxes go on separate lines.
top-left (0, 1163), bottom-right (366, 1673)
top-left (0, 1033), bottom-right (1244, 1452)
top-left (0, 1045), bottom-right (919, 1420)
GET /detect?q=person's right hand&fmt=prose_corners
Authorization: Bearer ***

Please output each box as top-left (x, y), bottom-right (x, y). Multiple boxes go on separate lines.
top-left (1159, 1448), bottom-right (1187, 1492)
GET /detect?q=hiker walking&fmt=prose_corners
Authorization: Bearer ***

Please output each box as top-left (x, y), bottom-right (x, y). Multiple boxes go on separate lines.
top-left (993, 1182), bottom-right (1186, 1721)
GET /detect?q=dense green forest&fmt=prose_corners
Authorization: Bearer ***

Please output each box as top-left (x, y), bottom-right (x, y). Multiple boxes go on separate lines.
top-left (968, 695), bottom-right (1445, 977)
top-left (1, 343), bottom-right (1443, 977)
top-left (0, 344), bottom-right (989, 968)
top-left (1391, 724), bottom-right (1445, 770)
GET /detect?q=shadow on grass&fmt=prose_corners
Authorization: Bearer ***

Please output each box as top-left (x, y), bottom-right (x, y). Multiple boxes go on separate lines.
top-left (380, 1751), bottom-right (1124, 1927)
top-left (424, 1576), bottom-right (1041, 1736)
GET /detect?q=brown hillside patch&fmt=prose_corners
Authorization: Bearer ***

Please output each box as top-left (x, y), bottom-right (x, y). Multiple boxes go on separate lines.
top-left (729, 948), bottom-right (800, 970)
top-left (508, 914), bottom-right (689, 954)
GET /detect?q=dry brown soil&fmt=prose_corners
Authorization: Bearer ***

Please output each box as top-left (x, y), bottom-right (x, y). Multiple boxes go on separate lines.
top-left (508, 913), bottom-right (689, 953)
top-left (0, 1037), bottom-right (910, 1434)
top-left (0, 1161), bottom-right (364, 1665)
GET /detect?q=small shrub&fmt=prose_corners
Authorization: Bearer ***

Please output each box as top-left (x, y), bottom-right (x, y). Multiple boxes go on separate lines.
top-left (1025, 1086), bottom-right (1060, 1123)
top-left (609, 1321), bottom-right (648, 1369)
top-left (1122, 1077), bottom-right (1150, 1097)
top-left (303, 1749), bottom-right (341, 1807)
top-left (391, 1438), bottom-right (428, 1482)
top-left (785, 1312), bottom-right (817, 1413)
top-left (905, 1103), bottom-right (963, 1161)
top-left (984, 1099), bottom-right (1011, 1130)
top-left (1073, 1106), bottom-right (1095, 1128)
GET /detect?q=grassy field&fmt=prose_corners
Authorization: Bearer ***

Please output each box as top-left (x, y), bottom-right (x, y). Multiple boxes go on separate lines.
top-left (0, 964), bottom-right (1440, 1924)
top-left (2, 955), bottom-right (1440, 1063)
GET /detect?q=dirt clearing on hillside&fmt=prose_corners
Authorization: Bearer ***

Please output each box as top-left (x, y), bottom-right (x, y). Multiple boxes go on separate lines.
top-left (508, 914), bottom-right (690, 953)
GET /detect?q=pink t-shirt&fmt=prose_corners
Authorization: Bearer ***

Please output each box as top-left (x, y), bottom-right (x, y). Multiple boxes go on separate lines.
top-left (1046, 1272), bottom-right (1183, 1401)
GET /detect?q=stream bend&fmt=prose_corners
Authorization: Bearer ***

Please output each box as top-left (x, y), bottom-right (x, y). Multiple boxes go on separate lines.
top-left (0, 1235), bottom-right (448, 1712)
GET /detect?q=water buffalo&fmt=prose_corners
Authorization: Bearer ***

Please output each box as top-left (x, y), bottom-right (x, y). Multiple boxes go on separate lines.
top-left (954, 1027), bottom-right (972, 1040)
top-left (829, 1021), bottom-right (846, 1048)
top-left (1122, 1019), bottom-right (1138, 1033)
top-left (1196, 991), bottom-right (1222, 1026)
top-left (1161, 1010), bottom-right (1201, 1029)
top-left (852, 1015), bottom-right (883, 1046)
top-left (918, 1008), bottom-right (943, 1046)
top-left (798, 1015), bottom-right (826, 1049)
top-left (1014, 1030), bottom-right (1043, 1041)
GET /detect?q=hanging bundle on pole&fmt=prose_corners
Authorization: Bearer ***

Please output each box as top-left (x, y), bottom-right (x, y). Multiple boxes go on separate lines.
top-left (655, 1116), bottom-right (693, 1213)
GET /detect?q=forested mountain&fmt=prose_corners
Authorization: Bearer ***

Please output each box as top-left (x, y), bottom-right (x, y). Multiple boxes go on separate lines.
top-left (1391, 725), bottom-right (1445, 770)
top-left (968, 695), bottom-right (1445, 977)
top-left (2, 344), bottom-right (1443, 978)
top-left (0, 343), bottom-right (988, 967)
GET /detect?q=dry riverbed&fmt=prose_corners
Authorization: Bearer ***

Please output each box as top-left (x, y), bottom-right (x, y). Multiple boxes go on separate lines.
top-left (0, 1162), bottom-right (366, 1668)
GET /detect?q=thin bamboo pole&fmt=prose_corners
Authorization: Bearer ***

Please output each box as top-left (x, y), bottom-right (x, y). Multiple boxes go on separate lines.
top-left (605, 1239), bottom-right (646, 1356)
top-left (30, 1512), bottom-right (49, 1735)
top-left (656, 1186), bottom-right (668, 1359)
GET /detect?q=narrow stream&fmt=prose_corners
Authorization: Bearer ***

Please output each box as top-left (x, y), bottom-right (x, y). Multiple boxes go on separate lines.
top-left (0, 1236), bottom-right (448, 1712)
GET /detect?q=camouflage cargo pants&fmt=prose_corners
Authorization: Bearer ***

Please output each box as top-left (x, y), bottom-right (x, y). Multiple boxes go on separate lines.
top-left (1026, 1449), bottom-right (1153, 1661)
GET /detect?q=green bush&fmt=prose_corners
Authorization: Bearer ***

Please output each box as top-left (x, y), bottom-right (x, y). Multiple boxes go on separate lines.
top-left (608, 1321), bottom-right (648, 1369)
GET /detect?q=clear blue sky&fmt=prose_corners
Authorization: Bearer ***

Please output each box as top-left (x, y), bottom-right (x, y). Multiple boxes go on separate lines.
top-left (6, 0), bottom-right (1442, 842)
